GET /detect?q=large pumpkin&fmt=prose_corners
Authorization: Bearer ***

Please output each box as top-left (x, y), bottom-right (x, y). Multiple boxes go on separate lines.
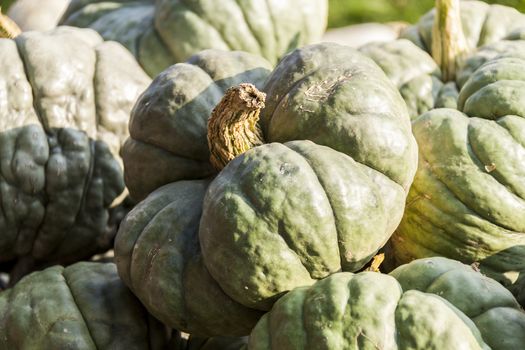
top-left (0, 262), bottom-right (170, 349)
top-left (115, 43), bottom-right (418, 336)
top-left (248, 257), bottom-right (525, 350)
top-left (360, 0), bottom-right (525, 303)
top-left (0, 26), bottom-right (150, 279)
top-left (60, 0), bottom-right (328, 76)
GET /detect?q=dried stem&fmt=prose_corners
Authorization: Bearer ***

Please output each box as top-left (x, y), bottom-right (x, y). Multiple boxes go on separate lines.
top-left (0, 8), bottom-right (21, 39)
top-left (207, 83), bottom-right (266, 171)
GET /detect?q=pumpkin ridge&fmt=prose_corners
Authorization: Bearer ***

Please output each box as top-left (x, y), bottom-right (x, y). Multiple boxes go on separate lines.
top-left (177, 0), bottom-right (233, 50)
top-left (59, 268), bottom-right (98, 348)
top-left (234, 179), bottom-right (317, 281)
top-left (467, 120), bottom-right (525, 204)
top-left (283, 143), bottom-right (343, 273)
top-left (232, 0), bottom-right (264, 56)
top-left (12, 34), bottom-right (51, 254)
top-left (262, 0), bottom-right (280, 63)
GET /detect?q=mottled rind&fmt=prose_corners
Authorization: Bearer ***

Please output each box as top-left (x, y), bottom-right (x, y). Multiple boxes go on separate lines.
top-left (392, 51), bottom-right (525, 292)
top-left (0, 262), bottom-right (168, 349)
top-left (0, 27), bottom-right (150, 270)
top-left (248, 257), bottom-right (525, 350)
top-left (117, 43), bottom-right (418, 335)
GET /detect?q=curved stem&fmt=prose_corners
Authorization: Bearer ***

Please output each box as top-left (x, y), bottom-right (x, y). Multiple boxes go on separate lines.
top-left (432, 0), bottom-right (468, 81)
top-left (207, 83), bottom-right (266, 171)
top-left (0, 8), bottom-right (21, 39)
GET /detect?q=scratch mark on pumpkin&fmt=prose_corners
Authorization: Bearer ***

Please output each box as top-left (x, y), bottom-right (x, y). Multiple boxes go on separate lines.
top-left (304, 73), bottom-right (353, 101)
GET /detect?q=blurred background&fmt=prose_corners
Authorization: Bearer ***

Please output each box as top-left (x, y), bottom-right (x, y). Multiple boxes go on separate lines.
top-left (1, 0), bottom-right (525, 28)
top-left (328, 0), bottom-right (525, 27)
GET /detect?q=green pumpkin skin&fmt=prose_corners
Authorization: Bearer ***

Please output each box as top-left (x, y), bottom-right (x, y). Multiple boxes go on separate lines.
top-left (359, 1), bottom-right (525, 302)
top-left (392, 49), bottom-right (525, 295)
top-left (0, 262), bottom-right (169, 349)
top-left (248, 257), bottom-right (525, 350)
top-left (116, 43), bottom-right (418, 335)
top-left (61, 0), bottom-right (328, 76)
top-left (0, 26), bottom-right (150, 270)
top-left (248, 273), bottom-right (489, 350)
top-left (390, 257), bottom-right (525, 350)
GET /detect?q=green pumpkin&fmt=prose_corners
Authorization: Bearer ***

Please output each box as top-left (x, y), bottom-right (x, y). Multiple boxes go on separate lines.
top-left (360, 39), bottom-right (458, 119)
top-left (359, 0), bottom-right (525, 302)
top-left (248, 257), bottom-right (525, 350)
top-left (0, 262), bottom-right (170, 349)
top-left (401, 0), bottom-right (525, 52)
top-left (361, 1), bottom-right (525, 120)
top-left (116, 43), bottom-right (418, 336)
top-left (60, 0), bottom-right (328, 76)
top-left (0, 26), bottom-right (150, 277)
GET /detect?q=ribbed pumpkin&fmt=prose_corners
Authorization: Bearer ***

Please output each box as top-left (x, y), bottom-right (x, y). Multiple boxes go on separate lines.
top-left (115, 44), bottom-right (418, 336)
top-left (248, 257), bottom-right (525, 350)
top-left (0, 262), bottom-right (170, 349)
top-left (60, 0), bottom-right (328, 76)
top-left (361, 0), bottom-right (525, 119)
top-left (359, 0), bottom-right (525, 303)
top-left (0, 25), bottom-right (150, 280)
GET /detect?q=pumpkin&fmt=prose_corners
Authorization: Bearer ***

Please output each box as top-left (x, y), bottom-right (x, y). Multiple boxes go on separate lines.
top-left (60, 0), bottom-right (328, 77)
top-left (0, 262), bottom-right (170, 349)
top-left (247, 257), bottom-right (525, 350)
top-left (361, 0), bottom-right (525, 120)
top-left (0, 25), bottom-right (150, 280)
top-left (115, 43), bottom-right (418, 336)
top-left (364, 0), bottom-right (525, 303)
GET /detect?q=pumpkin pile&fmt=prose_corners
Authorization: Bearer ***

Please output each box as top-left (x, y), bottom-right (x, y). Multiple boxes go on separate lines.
top-left (0, 0), bottom-right (524, 349)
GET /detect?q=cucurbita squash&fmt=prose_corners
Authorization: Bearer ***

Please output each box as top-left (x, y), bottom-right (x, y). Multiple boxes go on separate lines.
top-left (60, 0), bottom-right (328, 77)
top-left (361, 0), bottom-right (525, 120)
top-left (116, 43), bottom-right (418, 336)
top-left (370, 0), bottom-right (525, 302)
top-left (0, 262), bottom-right (170, 349)
top-left (0, 25), bottom-right (150, 278)
top-left (247, 257), bottom-right (525, 350)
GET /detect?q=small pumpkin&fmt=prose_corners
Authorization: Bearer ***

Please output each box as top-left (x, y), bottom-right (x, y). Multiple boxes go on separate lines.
top-left (248, 257), bottom-right (525, 350)
top-left (0, 262), bottom-right (170, 349)
top-left (60, 0), bottom-right (328, 76)
top-left (116, 44), bottom-right (418, 336)
top-left (0, 25), bottom-right (150, 279)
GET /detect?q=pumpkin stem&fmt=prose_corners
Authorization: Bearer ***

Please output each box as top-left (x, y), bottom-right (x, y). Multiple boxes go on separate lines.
top-left (0, 8), bottom-right (21, 39)
top-left (207, 83), bottom-right (266, 171)
top-left (432, 0), bottom-right (468, 81)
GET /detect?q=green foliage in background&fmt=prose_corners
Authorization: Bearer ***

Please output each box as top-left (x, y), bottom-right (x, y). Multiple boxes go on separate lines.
top-left (328, 0), bottom-right (525, 27)
top-left (0, 0), bottom-right (15, 11)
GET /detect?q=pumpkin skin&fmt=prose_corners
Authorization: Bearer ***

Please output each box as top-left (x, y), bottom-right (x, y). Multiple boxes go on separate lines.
top-left (358, 1), bottom-right (525, 302)
top-left (360, 39), bottom-right (458, 119)
top-left (60, 0), bottom-right (328, 77)
top-left (0, 27), bottom-right (150, 272)
top-left (0, 262), bottom-right (169, 349)
top-left (390, 46), bottom-right (525, 297)
top-left (116, 43), bottom-right (418, 336)
top-left (248, 257), bottom-right (525, 350)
